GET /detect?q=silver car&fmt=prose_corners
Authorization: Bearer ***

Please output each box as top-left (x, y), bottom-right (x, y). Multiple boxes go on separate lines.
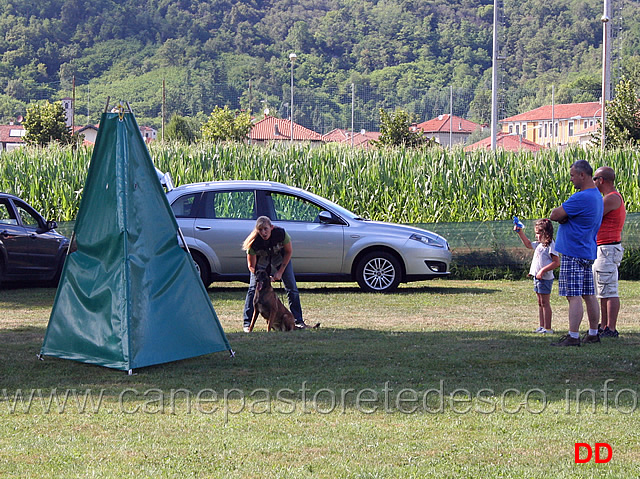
top-left (166, 180), bottom-right (451, 293)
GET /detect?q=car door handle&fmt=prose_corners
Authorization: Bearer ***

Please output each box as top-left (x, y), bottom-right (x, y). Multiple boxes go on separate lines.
top-left (195, 226), bottom-right (211, 231)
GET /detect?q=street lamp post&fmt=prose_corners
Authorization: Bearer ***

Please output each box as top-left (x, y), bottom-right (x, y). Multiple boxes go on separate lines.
top-left (289, 53), bottom-right (297, 143)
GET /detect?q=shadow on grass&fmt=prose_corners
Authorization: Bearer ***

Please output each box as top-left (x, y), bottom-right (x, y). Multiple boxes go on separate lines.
top-left (0, 285), bottom-right (58, 309)
top-left (3, 324), bottom-right (639, 410)
top-left (301, 285), bottom-right (501, 296)
top-left (0, 283), bottom-right (499, 308)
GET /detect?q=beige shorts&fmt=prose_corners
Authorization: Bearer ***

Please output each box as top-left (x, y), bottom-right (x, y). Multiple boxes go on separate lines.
top-left (592, 244), bottom-right (624, 298)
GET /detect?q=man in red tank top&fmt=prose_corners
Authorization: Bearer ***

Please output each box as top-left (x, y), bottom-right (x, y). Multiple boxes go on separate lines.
top-left (593, 166), bottom-right (626, 338)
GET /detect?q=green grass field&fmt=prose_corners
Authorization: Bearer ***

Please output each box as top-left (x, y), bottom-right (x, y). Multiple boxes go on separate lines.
top-left (2, 280), bottom-right (640, 477)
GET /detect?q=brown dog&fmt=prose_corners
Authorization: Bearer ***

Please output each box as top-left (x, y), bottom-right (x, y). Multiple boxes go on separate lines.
top-left (248, 270), bottom-right (296, 332)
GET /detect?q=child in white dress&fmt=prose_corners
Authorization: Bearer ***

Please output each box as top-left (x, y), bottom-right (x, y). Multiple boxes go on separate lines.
top-left (514, 218), bottom-right (561, 334)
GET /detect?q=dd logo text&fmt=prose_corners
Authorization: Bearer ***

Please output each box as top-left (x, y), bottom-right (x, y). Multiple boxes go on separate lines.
top-left (574, 443), bottom-right (612, 464)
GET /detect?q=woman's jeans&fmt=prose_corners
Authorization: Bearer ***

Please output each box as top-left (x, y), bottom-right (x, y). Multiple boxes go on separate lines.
top-left (243, 261), bottom-right (303, 328)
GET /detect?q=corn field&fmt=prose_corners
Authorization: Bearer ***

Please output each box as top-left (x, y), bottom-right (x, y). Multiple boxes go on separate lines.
top-left (2, 142), bottom-right (640, 224)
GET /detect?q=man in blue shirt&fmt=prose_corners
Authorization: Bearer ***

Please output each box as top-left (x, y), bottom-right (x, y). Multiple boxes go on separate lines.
top-left (550, 160), bottom-right (603, 347)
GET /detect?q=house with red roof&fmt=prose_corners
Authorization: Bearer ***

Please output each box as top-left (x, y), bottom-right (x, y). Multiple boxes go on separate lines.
top-left (0, 122), bottom-right (157, 149)
top-left (250, 116), bottom-right (323, 144)
top-left (139, 125), bottom-right (157, 143)
top-left (464, 131), bottom-right (545, 153)
top-left (73, 125), bottom-right (99, 144)
top-left (322, 128), bottom-right (380, 148)
top-left (415, 114), bottom-right (483, 147)
top-left (501, 101), bottom-right (601, 149)
top-left (0, 124), bottom-right (25, 151)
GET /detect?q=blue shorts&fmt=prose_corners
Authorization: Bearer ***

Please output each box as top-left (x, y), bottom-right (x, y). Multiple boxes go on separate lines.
top-left (558, 255), bottom-right (595, 297)
top-left (533, 278), bottom-right (553, 295)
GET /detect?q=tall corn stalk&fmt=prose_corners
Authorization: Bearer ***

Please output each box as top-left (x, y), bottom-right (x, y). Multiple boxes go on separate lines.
top-left (2, 142), bottom-right (639, 224)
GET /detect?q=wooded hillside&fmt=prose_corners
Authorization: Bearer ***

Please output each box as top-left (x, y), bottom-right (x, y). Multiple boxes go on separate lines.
top-left (1, 0), bottom-right (639, 130)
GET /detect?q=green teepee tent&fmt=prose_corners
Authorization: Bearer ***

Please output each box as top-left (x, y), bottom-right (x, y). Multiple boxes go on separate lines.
top-left (40, 106), bottom-right (232, 371)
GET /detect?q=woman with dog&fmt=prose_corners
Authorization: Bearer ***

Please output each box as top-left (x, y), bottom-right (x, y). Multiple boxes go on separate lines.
top-left (242, 216), bottom-right (307, 332)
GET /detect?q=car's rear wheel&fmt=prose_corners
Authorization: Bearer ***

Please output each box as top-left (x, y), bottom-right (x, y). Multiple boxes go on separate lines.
top-left (356, 251), bottom-right (401, 293)
top-left (191, 252), bottom-right (211, 288)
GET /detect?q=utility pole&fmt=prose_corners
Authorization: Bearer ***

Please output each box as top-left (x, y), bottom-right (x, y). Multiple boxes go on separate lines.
top-left (551, 85), bottom-right (555, 148)
top-left (86, 84), bottom-right (90, 124)
top-left (162, 78), bottom-right (166, 142)
top-left (351, 83), bottom-right (355, 147)
top-left (601, 0), bottom-right (611, 151)
top-left (449, 85), bottom-right (453, 148)
top-left (490, 0), bottom-right (504, 151)
top-left (289, 53), bottom-right (297, 143)
top-left (72, 75), bottom-right (75, 132)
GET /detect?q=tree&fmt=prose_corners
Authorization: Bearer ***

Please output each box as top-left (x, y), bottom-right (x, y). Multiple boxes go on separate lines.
top-left (596, 78), bottom-right (640, 149)
top-left (555, 74), bottom-right (601, 104)
top-left (5, 79), bottom-right (26, 100)
top-left (467, 89), bottom-right (491, 125)
top-left (23, 101), bottom-right (73, 147)
top-left (201, 106), bottom-right (252, 142)
top-left (620, 55), bottom-right (640, 88)
top-left (0, 94), bottom-right (26, 123)
top-left (166, 114), bottom-right (197, 143)
top-left (374, 108), bottom-right (433, 148)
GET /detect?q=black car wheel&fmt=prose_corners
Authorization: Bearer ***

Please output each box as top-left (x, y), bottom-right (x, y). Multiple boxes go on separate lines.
top-left (191, 251), bottom-right (211, 288)
top-left (356, 251), bottom-right (401, 293)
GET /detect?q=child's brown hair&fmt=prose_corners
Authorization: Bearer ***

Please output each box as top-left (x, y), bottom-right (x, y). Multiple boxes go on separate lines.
top-left (534, 218), bottom-right (554, 247)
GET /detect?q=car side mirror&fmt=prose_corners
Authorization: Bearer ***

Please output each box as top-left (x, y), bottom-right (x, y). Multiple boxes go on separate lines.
top-left (318, 211), bottom-right (334, 224)
top-left (46, 220), bottom-right (58, 231)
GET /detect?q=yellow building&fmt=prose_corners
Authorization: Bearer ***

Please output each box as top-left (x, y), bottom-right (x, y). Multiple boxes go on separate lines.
top-left (501, 101), bottom-right (601, 149)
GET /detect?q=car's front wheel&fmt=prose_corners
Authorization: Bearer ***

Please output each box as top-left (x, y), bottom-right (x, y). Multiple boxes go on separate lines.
top-left (191, 252), bottom-right (211, 288)
top-left (356, 251), bottom-right (401, 293)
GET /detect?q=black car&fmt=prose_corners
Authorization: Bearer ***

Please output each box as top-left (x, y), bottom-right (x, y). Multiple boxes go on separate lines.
top-left (0, 193), bottom-right (69, 285)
